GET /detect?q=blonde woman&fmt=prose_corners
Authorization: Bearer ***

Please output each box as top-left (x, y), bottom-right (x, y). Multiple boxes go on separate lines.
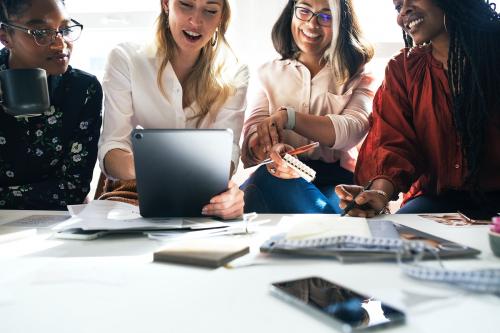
top-left (98, 0), bottom-right (248, 219)
top-left (240, 0), bottom-right (375, 213)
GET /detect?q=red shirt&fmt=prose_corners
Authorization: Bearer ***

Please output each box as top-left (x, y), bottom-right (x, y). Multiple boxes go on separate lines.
top-left (355, 45), bottom-right (500, 203)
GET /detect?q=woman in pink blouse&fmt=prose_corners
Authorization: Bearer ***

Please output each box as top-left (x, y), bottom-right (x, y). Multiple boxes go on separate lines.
top-left (240, 0), bottom-right (375, 213)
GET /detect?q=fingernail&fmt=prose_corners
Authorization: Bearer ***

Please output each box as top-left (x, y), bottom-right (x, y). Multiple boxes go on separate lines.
top-left (201, 208), bottom-right (208, 215)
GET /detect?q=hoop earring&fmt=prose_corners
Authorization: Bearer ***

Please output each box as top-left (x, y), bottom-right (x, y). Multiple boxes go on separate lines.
top-left (211, 29), bottom-right (218, 47)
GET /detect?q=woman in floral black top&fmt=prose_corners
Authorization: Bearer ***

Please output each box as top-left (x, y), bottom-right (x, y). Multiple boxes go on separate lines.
top-left (0, 0), bottom-right (102, 210)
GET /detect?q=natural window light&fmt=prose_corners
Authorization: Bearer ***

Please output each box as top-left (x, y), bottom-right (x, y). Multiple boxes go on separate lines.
top-left (66, 0), bottom-right (404, 82)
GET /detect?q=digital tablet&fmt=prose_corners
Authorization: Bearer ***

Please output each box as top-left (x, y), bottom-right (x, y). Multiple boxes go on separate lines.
top-left (131, 129), bottom-right (233, 218)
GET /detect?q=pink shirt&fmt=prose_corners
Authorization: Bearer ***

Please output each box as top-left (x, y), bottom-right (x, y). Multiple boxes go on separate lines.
top-left (241, 59), bottom-right (376, 172)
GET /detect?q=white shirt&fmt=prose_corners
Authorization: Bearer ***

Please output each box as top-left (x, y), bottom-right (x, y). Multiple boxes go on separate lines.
top-left (98, 42), bottom-right (249, 175)
top-left (241, 59), bottom-right (375, 172)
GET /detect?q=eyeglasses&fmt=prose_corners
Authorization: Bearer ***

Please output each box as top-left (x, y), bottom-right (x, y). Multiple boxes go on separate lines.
top-left (0, 19), bottom-right (83, 46)
top-left (294, 6), bottom-right (333, 27)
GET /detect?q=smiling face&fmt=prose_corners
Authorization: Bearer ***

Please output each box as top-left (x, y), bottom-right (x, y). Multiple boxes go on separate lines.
top-left (291, 0), bottom-right (334, 61)
top-left (393, 0), bottom-right (447, 45)
top-left (163, 0), bottom-right (223, 57)
top-left (0, 0), bottom-right (73, 75)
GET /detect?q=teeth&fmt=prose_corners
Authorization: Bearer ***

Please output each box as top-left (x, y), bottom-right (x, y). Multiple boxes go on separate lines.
top-left (184, 30), bottom-right (201, 37)
top-left (302, 30), bottom-right (320, 39)
top-left (408, 18), bottom-right (423, 29)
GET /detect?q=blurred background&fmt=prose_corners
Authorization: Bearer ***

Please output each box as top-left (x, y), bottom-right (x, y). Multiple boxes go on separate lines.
top-left (66, 0), bottom-right (404, 86)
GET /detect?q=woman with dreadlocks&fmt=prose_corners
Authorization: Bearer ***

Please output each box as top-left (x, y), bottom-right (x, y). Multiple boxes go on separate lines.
top-left (335, 0), bottom-right (500, 218)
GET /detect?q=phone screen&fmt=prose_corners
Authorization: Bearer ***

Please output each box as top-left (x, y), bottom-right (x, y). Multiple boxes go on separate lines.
top-left (271, 277), bottom-right (405, 331)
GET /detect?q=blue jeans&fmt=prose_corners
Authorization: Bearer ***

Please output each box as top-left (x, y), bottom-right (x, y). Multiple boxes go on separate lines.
top-left (396, 190), bottom-right (500, 220)
top-left (241, 161), bottom-right (353, 214)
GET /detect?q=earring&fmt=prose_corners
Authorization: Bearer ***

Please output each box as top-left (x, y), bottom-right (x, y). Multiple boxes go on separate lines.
top-left (165, 10), bottom-right (170, 29)
top-left (443, 13), bottom-right (448, 32)
top-left (211, 29), bottom-right (218, 47)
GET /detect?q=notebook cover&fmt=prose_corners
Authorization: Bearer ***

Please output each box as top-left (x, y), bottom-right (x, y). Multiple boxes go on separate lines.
top-left (154, 241), bottom-right (250, 268)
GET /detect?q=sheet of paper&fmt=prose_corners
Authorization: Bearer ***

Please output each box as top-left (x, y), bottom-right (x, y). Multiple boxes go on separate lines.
top-left (280, 215), bottom-right (371, 240)
top-left (3, 215), bottom-right (70, 228)
top-left (54, 200), bottom-right (228, 231)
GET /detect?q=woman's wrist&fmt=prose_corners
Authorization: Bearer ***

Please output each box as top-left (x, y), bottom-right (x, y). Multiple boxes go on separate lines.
top-left (284, 107), bottom-right (295, 130)
top-left (370, 178), bottom-right (395, 202)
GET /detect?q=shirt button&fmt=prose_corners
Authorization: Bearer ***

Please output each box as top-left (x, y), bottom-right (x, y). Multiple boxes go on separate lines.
top-left (454, 164), bottom-right (460, 169)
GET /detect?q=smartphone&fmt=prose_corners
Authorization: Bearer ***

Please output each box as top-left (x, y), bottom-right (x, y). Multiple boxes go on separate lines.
top-left (54, 228), bottom-right (108, 240)
top-left (271, 277), bottom-right (405, 332)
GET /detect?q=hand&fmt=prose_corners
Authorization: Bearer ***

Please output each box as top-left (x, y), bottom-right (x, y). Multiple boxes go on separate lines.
top-left (266, 143), bottom-right (300, 180)
top-left (202, 180), bottom-right (244, 220)
top-left (255, 107), bottom-right (288, 155)
top-left (335, 184), bottom-right (389, 217)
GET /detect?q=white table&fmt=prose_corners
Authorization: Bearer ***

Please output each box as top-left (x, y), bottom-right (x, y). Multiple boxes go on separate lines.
top-left (0, 210), bottom-right (498, 333)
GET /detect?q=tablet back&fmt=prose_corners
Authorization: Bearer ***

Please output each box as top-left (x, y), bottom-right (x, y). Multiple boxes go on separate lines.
top-left (131, 129), bottom-right (232, 218)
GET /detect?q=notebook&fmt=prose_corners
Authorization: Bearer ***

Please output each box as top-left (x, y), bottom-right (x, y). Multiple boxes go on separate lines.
top-left (153, 239), bottom-right (250, 268)
top-left (282, 154), bottom-right (316, 182)
top-left (131, 129), bottom-right (233, 218)
top-left (260, 220), bottom-right (480, 263)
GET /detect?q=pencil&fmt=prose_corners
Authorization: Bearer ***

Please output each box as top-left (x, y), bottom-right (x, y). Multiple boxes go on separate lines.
top-left (340, 180), bottom-right (374, 217)
top-left (260, 142), bottom-right (319, 165)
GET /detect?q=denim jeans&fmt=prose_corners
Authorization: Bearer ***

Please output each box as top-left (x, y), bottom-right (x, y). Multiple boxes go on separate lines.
top-left (241, 161), bottom-right (353, 214)
top-left (396, 190), bottom-right (500, 220)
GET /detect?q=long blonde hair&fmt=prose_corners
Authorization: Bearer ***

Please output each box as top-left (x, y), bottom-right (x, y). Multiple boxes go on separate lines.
top-left (155, 0), bottom-right (236, 122)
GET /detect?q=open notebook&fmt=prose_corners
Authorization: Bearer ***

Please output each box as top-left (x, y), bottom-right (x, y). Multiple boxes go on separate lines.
top-left (260, 217), bottom-right (480, 263)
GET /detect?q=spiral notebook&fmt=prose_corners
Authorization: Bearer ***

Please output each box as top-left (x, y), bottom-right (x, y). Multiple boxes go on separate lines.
top-left (260, 221), bottom-right (480, 263)
top-left (282, 154), bottom-right (316, 182)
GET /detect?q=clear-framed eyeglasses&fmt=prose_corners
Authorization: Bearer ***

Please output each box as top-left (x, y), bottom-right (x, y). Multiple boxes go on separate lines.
top-left (294, 5), bottom-right (333, 27)
top-left (0, 19), bottom-right (83, 46)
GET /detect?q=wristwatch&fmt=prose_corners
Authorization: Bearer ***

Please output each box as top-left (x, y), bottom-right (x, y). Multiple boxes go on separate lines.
top-left (285, 107), bottom-right (296, 130)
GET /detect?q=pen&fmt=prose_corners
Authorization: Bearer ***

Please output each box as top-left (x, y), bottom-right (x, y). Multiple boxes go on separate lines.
top-left (260, 142), bottom-right (319, 165)
top-left (340, 180), bottom-right (374, 217)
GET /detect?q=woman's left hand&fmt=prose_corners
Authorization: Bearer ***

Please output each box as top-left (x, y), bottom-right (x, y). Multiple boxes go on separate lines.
top-left (255, 107), bottom-right (288, 153)
top-left (202, 180), bottom-right (244, 220)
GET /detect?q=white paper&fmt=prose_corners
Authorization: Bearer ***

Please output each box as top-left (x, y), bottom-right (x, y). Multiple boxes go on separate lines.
top-left (54, 201), bottom-right (228, 231)
top-left (281, 215), bottom-right (371, 240)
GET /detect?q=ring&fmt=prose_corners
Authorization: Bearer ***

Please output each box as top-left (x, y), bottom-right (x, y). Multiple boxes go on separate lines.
top-left (269, 167), bottom-right (276, 174)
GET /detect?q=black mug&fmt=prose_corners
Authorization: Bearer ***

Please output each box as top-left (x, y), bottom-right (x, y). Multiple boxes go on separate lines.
top-left (0, 68), bottom-right (50, 118)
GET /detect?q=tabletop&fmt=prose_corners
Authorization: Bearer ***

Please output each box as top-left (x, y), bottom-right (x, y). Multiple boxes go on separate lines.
top-left (0, 210), bottom-right (498, 333)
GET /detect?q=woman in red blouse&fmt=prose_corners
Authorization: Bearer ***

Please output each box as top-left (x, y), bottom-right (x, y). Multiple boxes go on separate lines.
top-left (335, 0), bottom-right (500, 219)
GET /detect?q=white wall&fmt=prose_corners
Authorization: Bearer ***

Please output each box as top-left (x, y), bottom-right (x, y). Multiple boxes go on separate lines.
top-left (65, 0), bottom-right (405, 82)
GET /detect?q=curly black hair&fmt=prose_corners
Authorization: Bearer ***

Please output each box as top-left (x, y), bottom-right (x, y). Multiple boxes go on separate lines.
top-left (0, 0), bottom-right (65, 22)
top-left (404, 0), bottom-right (500, 191)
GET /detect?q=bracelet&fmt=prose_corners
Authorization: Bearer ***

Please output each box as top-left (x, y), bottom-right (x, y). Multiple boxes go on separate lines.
top-left (371, 189), bottom-right (390, 215)
top-left (285, 107), bottom-right (296, 130)
top-left (371, 189), bottom-right (390, 202)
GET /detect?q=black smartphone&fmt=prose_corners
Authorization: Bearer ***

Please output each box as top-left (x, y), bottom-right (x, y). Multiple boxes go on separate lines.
top-left (271, 277), bottom-right (405, 332)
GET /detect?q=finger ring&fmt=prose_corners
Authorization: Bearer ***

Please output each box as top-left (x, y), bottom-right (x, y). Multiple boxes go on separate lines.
top-left (269, 167), bottom-right (276, 174)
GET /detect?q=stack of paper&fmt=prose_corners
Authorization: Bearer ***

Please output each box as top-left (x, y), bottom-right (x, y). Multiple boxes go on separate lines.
top-left (53, 200), bottom-right (229, 233)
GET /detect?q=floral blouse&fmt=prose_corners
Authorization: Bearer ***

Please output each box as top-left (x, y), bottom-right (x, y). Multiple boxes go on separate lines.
top-left (0, 48), bottom-right (103, 210)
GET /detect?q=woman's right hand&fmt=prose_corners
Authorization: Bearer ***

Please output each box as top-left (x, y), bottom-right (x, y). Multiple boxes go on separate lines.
top-left (335, 184), bottom-right (390, 217)
top-left (266, 143), bottom-right (300, 179)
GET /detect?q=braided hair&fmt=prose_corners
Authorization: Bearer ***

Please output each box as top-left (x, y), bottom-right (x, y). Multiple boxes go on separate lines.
top-left (0, 0), bottom-right (65, 22)
top-left (404, 0), bottom-right (500, 191)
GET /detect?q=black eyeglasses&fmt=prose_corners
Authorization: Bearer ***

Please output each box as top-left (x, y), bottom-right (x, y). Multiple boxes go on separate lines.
top-left (0, 19), bottom-right (83, 46)
top-left (294, 6), bottom-right (333, 27)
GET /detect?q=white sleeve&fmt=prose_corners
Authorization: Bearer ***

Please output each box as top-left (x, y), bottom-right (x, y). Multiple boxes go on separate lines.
top-left (211, 64), bottom-right (249, 170)
top-left (326, 73), bottom-right (376, 151)
top-left (97, 44), bottom-right (135, 176)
